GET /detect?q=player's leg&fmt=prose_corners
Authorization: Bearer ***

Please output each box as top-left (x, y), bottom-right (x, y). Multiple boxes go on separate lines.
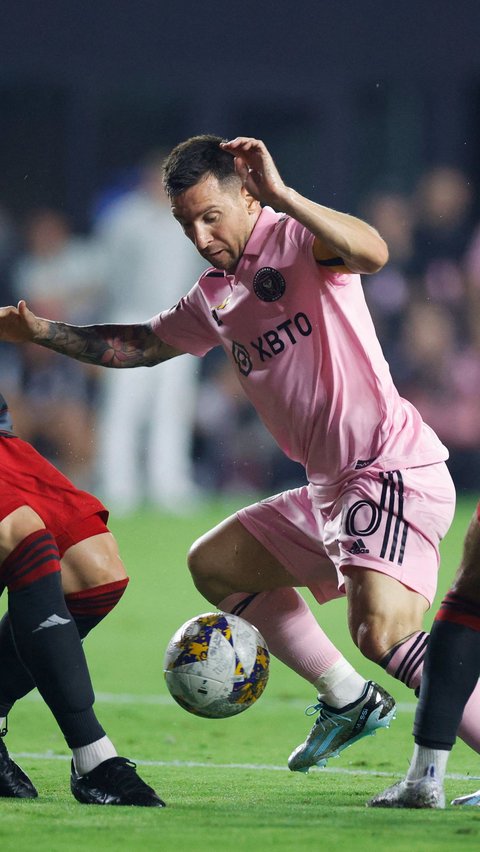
top-left (189, 509), bottom-right (363, 693)
top-left (369, 503), bottom-right (480, 808)
top-left (61, 527), bottom-right (164, 805)
top-left (0, 520), bottom-right (129, 715)
top-left (287, 464), bottom-right (454, 773)
top-left (188, 493), bottom-right (395, 769)
top-left (412, 506), bottom-right (480, 785)
top-left (0, 508), bottom-right (163, 806)
top-left (0, 506), bottom-right (110, 798)
top-left (342, 566), bottom-right (429, 665)
top-left (339, 469), bottom-right (480, 762)
top-left (0, 436), bottom-right (130, 713)
top-left (441, 504), bottom-right (480, 806)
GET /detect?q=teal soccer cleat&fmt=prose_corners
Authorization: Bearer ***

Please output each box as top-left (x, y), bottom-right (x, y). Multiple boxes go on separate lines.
top-left (451, 789), bottom-right (480, 806)
top-left (288, 680), bottom-right (396, 772)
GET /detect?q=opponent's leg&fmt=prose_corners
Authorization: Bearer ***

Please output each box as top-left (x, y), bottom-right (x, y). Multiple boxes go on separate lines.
top-left (0, 508), bottom-right (109, 798)
top-left (0, 508), bottom-right (163, 806)
top-left (383, 508), bottom-right (480, 808)
top-left (368, 506), bottom-right (480, 809)
top-left (0, 532), bottom-right (129, 717)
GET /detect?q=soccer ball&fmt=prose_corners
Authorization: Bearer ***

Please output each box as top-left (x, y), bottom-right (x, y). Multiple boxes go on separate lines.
top-left (163, 611), bottom-right (270, 718)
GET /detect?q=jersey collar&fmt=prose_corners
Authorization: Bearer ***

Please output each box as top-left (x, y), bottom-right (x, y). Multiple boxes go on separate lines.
top-left (242, 206), bottom-right (281, 259)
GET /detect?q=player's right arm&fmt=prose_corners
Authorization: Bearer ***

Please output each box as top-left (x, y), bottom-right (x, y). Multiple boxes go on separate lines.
top-left (220, 137), bottom-right (389, 274)
top-left (0, 300), bottom-right (183, 367)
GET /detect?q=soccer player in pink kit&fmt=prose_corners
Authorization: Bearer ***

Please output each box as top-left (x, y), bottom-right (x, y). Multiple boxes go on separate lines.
top-left (1, 134), bottom-right (480, 773)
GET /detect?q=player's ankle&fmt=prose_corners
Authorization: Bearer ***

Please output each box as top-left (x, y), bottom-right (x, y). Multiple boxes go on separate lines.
top-left (314, 659), bottom-right (366, 708)
top-left (406, 744), bottom-right (449, 784)
top-left (72, 735), bottom-right (117, 776)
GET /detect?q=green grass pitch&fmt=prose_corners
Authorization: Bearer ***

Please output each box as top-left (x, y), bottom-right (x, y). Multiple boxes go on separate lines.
top-left (1, 495), bottom-right (480, 851)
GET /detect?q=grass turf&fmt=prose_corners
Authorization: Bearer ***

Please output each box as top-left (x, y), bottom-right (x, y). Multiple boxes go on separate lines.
top-left (1, 494), bottom-right (480, 851)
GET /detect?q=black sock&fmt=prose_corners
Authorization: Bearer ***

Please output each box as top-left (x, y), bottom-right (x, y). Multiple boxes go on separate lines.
top-left (0, 613), bottom-right (33, 714)
top-left (0, 578), bottom-right (129, 716)
top-left (1, 530), bottom-right (105, 748)
top-left (414, 598), bottom-right (480, 749)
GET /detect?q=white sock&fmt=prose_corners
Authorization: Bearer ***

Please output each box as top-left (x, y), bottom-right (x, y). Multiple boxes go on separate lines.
top-left (313, 658), bottom-right (367, 708)
top-left (72, 735), bottom-right (117, 775)
top-left (406, 744), bottom-right (450, 784)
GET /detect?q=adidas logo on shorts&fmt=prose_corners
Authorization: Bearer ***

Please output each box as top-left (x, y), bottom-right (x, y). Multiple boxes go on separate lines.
top-left (348, 538), bottom-right (369, 555)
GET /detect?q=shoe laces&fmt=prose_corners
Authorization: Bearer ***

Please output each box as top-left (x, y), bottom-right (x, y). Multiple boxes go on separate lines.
top-left (304, 702), bottom-right (350, 730)
top-left (103, 758), bottom-right (148, 796)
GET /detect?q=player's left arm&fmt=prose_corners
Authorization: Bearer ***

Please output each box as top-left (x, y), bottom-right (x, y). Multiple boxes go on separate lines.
top-left (220, 136), bottom-right (389, 275)
top-left (0, 301), bottom-right (183, 367)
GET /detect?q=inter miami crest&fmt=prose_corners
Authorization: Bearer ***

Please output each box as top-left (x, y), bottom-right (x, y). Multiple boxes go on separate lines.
top-left (253, 267), bottom-right (286, 302)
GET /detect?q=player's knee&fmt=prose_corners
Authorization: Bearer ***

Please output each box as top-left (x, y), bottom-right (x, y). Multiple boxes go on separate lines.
top-left (351, 615), bottom-right (403, 663)
top-left (89, 537), bottom-right (127, 586)
top-left (88, 557), bottom-right (127, 587)
top-left (344, 569), bottom-right (427, 663)
top-left (188, 539), bottom-right (214, 595)
top-left (0, 505), bottom-right (45, 563)
top-left (187, 538), bottom-right (229, 604)
top-left (60, 533), bottom-right (127, 593)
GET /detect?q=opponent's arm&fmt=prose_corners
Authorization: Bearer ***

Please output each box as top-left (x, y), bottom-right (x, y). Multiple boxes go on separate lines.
top-left (0, 301), bottom-right (183, 367)
top-left (220, 137), bottom-right (389, 274)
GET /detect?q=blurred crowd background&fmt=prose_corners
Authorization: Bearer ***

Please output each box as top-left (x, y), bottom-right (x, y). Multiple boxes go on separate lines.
top-left (1, 1), bottom-right (480, 511)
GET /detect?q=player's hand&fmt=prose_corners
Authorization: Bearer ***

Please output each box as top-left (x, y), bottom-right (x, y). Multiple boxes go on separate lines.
top-left (220, 137), bottom-right (288, 208)
top-left (0, 300), bottom-right (44, 342)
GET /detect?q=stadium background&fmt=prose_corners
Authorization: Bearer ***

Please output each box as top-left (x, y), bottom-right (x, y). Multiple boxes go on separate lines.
top-left (0, 0), bottom-right (480, 498)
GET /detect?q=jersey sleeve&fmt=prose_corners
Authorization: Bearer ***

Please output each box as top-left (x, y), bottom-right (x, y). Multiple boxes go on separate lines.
top-left (284, 217), bottom-right (357, 288)
top-left (149, 284), bottom-right (220, 357)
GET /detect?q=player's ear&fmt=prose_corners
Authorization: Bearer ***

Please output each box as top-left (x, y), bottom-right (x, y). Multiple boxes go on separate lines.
top-left (241, 186), bottom-right (260, 213)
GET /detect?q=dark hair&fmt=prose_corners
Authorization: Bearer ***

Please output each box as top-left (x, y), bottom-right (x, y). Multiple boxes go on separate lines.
top-left (162, 134), bottom-right (239, 198)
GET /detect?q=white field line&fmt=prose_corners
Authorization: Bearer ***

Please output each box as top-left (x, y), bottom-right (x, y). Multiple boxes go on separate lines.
top-left (9, 751), bottom-right (480, 782)
top-left (18, 692), bottom-right (480, 780)
top-left (22, 690), bottom-right (418, 713)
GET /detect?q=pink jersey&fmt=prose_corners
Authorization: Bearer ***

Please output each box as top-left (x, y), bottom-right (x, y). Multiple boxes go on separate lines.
top-left (151, 206), bottom-right (448, 499)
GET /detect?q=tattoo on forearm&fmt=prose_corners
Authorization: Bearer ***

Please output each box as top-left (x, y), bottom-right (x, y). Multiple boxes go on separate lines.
top-left (38, 322), bottom-right (169, 368)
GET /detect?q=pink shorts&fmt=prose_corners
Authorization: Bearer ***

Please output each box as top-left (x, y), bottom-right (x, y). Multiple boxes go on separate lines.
top-left (237, 462), bottom-right (456, 607)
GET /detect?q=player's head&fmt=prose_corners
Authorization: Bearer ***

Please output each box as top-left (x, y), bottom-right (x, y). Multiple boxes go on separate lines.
top-left (163, 135), bottom-right (238, 198)
top-left (163, 135), bottom-right (260, 272)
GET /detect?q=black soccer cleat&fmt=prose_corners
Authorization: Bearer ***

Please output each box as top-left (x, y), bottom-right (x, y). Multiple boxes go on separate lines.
top-left (0, 737), bottom-right (38, 798)
top-left (70, 756), bottom-right (166, 807)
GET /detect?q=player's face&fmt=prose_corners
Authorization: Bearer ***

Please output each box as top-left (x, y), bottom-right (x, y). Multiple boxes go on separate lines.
top-left (171, 174), bottom-right (259, 272)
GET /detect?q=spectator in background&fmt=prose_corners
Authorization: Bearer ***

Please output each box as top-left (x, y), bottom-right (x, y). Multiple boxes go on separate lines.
top-left (361, 167), bottom-right (480, 496)
top-left (464, 219), bottom-right (480, 350)
top-left (397, 300), bottom-right (480, 490)
top-left (0, 204), bottom-right (18, 305)
top-left (94, 152), bottom-right (204, 514)
top-left (0, 203), bottom-right (22, 404)
top-left (361, 189), bottom-right (415, 372)
top-left (10, 209), bottom-right (105, 488)
top-left (410, 165), bottom-right (474, 339)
